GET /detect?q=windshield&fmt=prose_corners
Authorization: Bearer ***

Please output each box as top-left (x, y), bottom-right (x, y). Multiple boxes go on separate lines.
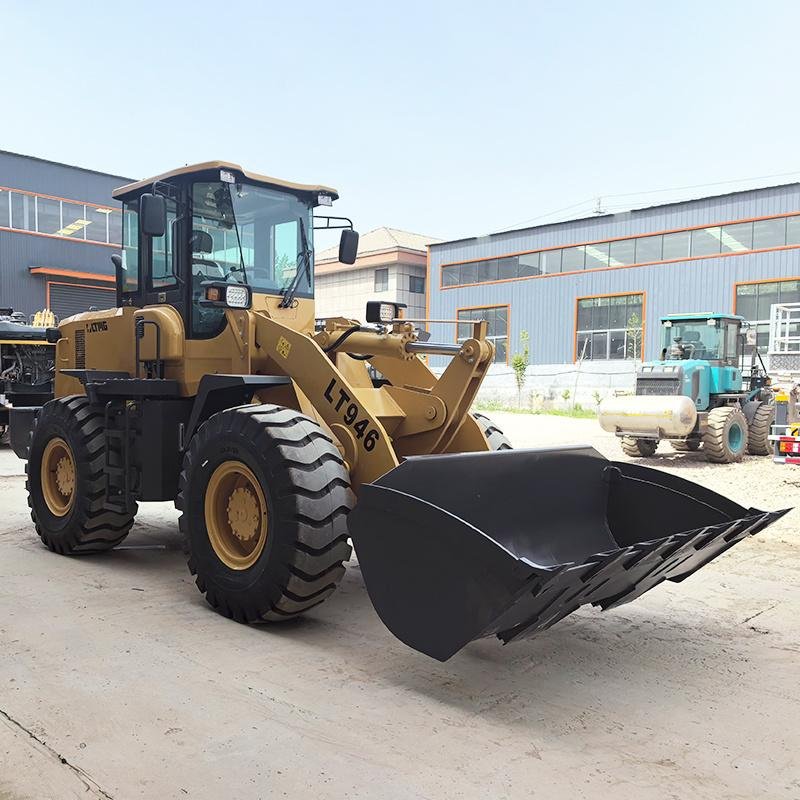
top-left (661, 320), bottom-right (725, 361)
top-left (191, 181), bottom-right (314, 297)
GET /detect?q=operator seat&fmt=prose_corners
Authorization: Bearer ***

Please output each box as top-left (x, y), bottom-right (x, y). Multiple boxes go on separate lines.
top-left (682, 330), bottom-right (704, 359)
top-left (190, 229), bottom-right (220, 302)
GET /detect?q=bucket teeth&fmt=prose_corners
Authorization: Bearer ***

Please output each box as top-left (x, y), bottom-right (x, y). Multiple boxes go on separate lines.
top-left (347, 446), bottom-right (789, 661)
top-left (493, 509), bottom-right (787, 646)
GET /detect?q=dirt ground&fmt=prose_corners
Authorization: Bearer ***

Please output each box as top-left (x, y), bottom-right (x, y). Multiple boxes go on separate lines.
top-left (0, 413), bottom-right (798, 800)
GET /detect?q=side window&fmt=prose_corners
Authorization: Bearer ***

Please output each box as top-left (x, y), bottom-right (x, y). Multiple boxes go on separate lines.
top-left (151, 200), bottom-right (177, 288)
top-left (726, 323), bottom-right (740, 365)
top-left (122, 202), bottom-right (140, 293)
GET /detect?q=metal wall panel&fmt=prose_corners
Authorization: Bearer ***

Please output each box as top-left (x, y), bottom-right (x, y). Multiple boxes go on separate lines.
top-left (0, 151), bottom-right (131, 316)
top-left (429, 184), bottom-right (800, 365)
top-left (0, 150), bottom-right (130, 204)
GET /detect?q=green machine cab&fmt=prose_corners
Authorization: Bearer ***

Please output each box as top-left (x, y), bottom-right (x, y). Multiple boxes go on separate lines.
top-left (599, 313), bottom-right (774, 463)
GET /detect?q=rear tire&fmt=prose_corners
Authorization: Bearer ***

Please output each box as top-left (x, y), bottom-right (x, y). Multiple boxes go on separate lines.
top-left (703, 406), bottom-right (748, 463)
top-left (27, 396), bottom-right (137, 554)
top-left (178, 404), bottom-right (355, 623)
top-left (621, 436), bottom-right (658, 457)
top-left (671, 438), bottom-right (701, 452)
top-left (472, 412), bottom-right (512, 450)
top-left (747, 402), bottom-right (774, 455)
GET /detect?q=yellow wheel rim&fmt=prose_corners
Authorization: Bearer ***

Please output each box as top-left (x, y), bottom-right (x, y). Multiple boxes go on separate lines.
top-left (204, 460), bottom-right (268, 570)
top-left (41, 437), bottom-right (76, 517)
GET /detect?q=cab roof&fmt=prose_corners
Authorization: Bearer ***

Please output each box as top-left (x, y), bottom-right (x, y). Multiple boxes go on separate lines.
top-left (660, 312), bottom-right (745, 322)
top-left (112, 160), bottom-right (339, 202)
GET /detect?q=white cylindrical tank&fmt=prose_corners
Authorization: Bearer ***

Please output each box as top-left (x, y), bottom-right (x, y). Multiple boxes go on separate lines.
top-left (598, 395), bottom-right (698, 438)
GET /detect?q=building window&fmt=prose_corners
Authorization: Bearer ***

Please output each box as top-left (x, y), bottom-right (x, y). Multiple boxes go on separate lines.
top-left (735, 278), bottom-right (800, 352)
top-left (576, 294), bottom-right (643, 361)
top-left (374, 268), bottom-right (388, 292)
top-left (409, 275), bottom-right (425, 293)
top-left (457, 306), bottom-right (508, 363)
top-left (37, 196), bottom-right (61, 234)
top-left (439, 212), bottom-right (800, 289)
top-left (0, 186), bottom-right (121, 245)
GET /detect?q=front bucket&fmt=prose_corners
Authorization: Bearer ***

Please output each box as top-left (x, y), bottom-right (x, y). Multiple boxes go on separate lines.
top-left (347, 446), bottom-right (788, 661)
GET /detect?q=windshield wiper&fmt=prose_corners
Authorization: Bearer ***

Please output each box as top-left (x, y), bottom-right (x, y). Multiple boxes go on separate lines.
top-left (279, 217), bottom-right (312, 308)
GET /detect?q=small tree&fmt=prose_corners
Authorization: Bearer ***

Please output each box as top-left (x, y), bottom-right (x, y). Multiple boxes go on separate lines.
top-left (625, 313), bottom-right (642, 361)
top-left (511, 330), bottom-right (530, 407)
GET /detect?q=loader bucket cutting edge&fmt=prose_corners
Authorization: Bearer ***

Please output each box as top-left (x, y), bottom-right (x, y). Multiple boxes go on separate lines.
top-left (346, 446), bottom-right (789, 661)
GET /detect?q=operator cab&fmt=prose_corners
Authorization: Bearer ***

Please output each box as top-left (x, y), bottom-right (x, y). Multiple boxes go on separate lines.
top-left (112, 161), bottom-right (359, 339)
top-left (659, 313), bottom-right (745, 366)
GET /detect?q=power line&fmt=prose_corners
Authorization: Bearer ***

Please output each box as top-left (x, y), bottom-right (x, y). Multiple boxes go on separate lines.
top-left (493, 198), bottom-right (596, 233)
top-left (602, 169), bottom-right (800, 200)
top-left (493, 169), bottom-right (800, 234)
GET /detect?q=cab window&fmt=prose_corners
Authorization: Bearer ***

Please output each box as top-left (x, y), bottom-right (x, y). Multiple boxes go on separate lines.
top-left (121, 201), bottom-right (140, 293)
top-left (725, 322), bottom-right (741, 366)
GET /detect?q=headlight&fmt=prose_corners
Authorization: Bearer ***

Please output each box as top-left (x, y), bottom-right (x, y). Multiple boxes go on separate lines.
top-left (200, 282), bottom-right (252, 309)
top-left (365, 300), bottom-right (407, 324)
top-left (225, 285), bottom-right (250, 308)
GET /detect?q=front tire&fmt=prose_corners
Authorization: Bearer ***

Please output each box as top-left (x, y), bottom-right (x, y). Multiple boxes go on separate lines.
top-left (621, 436), bottom-right (658, 457)
top-left (747, 402), bottom-right (774, 455)
top-left (703, 406), bottom-right (748, 463)
top-left (27, 396), bottom-right (137, 554)
top-left (178, 404), bottom-right (355, 623)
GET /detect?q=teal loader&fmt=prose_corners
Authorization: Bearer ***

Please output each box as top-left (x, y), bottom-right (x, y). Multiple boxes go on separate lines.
top-left (599, 313), bottom-right (773, 463)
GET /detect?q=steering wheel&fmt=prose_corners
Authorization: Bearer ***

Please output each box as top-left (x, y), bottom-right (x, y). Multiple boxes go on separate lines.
top-left (673, 337), bottom-right (696, 359)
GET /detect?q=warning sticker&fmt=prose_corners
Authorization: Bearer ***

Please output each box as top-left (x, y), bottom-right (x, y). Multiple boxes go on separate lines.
top-left (276, 336), bottom-right (291, 359)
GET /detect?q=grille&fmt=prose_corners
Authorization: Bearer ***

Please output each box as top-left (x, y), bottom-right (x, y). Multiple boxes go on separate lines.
top-left (636, 377), bottom-right (680, 396)
top-left (74, 329), bottom-right (86, 369)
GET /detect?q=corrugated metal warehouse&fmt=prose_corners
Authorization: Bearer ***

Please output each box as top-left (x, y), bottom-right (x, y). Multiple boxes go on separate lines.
top-left (426, 183), bottom-right (800, 399)
top-left (0, 150), bottom-right (132, 321)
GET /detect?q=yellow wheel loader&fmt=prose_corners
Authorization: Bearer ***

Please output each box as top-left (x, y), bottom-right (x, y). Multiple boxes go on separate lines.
top-left (10, 162), bottom-right (788, 661)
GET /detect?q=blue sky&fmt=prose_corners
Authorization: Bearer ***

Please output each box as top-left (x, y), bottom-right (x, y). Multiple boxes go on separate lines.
top-left (2, 1), bottom-right (800, 243)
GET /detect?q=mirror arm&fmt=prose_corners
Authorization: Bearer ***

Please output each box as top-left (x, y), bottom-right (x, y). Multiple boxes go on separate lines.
top-left (313, 215), bottom-right (354, 231)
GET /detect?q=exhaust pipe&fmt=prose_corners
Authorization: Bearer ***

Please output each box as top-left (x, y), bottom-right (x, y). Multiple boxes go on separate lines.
top-left (348, 446), bottom-right (787, 661)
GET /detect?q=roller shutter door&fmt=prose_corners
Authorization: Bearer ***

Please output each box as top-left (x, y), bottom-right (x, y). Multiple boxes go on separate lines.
top-left (50, 283), bottom-right (115, 321)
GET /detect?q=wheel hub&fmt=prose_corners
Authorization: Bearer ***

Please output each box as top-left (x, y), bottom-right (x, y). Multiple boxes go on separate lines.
top-left (204, 460), bottom-right (268, 570)
top-left (226, 487), bottom-right (260, 541)
top-left (40, 437), bottom-right (76, 517)
top-left (55, 455), bottom-right (75, 497)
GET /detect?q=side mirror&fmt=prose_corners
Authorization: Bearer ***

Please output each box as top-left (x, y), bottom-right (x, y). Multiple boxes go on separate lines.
top-left (110, 253), bottom-right (123, 285)
top-left (140, 193), bottom-right (167, 237)
top-left (339, 229), bottom-right (359, 265)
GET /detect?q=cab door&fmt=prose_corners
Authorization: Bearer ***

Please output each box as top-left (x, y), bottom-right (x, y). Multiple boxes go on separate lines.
top-left (120, 192), bottom-right (186, 322)
top-left (143, 195), bottom-right (186, 321)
